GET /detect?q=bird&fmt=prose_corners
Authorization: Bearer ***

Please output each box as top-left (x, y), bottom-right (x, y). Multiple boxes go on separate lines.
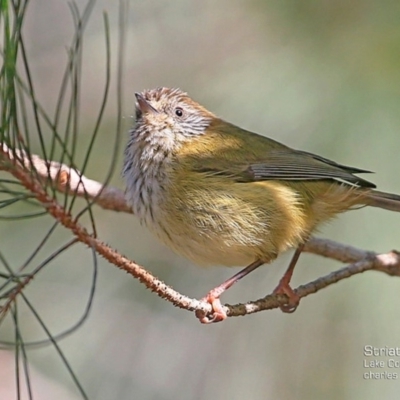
top-left (123, 87), bottom-right (400, 323)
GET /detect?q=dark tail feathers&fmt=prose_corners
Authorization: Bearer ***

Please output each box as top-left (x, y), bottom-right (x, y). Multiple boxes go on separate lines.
top-left (366, 190), bottom-right (400, 212)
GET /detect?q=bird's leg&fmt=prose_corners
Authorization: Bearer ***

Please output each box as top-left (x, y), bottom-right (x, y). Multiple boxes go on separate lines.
top-left (273, 243), bottom-right (305, 313)
top-left (196, 259), bottom-right (264, 324)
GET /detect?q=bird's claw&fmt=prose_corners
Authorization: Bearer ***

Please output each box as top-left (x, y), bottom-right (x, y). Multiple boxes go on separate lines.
top-left (273, 283), bottom-right (300, 313)
top-left (196, 294), bottom-right (227, 324)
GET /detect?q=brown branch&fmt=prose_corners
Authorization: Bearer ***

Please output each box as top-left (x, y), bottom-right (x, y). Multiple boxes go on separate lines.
top-left (0, 143), bottom-right (131, 213)
top-left (225, 246), bottom-right (400, 318)
top-left (1, 144), bottom-right (400, 323)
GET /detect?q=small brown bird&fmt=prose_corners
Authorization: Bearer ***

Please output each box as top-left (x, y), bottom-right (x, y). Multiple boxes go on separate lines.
top-left (123, 87), bottom-right (400, 323)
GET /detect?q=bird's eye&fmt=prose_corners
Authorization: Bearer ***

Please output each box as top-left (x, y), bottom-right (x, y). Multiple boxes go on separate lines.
top-left (175, 107), bottom-right (184, 117)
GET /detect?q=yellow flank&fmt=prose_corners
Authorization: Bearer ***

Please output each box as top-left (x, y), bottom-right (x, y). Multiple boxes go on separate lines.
top-left (159, 167), bottom-right (364, 267)
top-left (164, 178), bottom-right (301, 266)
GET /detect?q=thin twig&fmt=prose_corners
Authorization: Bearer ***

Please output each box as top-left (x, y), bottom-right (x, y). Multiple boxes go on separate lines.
top-left (225, 248), bottom-right (400, 318)
top-left (0, 143), bottom-right (131, 213)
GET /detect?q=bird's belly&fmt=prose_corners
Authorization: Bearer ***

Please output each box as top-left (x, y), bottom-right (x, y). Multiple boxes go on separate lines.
top-left (148, 221), bottom-right (264, 267)
top-left (143, 181), bottom-right (309, 267)
top-left (137, 200), bottom-right (270, 267)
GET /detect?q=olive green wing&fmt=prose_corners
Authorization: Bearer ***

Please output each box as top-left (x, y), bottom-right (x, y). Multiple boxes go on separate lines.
top-left (245, 149), bottom-right (376, 188)
top-left (192, 149), bottom-right (376, 188)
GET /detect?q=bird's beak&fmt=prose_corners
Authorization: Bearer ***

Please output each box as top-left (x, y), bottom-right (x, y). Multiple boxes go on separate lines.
top-left (135, 93), bottom-right (158, 115)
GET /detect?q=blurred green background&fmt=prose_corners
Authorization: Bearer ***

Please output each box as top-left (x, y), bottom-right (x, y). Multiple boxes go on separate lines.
top-left (1, 0), bottom-right (400, 399)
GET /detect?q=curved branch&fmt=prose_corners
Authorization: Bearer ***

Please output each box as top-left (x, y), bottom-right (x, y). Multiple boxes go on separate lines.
top-left (225, 247), bottom-right (400, 318)
top-left (0, 143), bottom-right (131, 213)
top-left (1, 144), bottom-right (400, 323)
